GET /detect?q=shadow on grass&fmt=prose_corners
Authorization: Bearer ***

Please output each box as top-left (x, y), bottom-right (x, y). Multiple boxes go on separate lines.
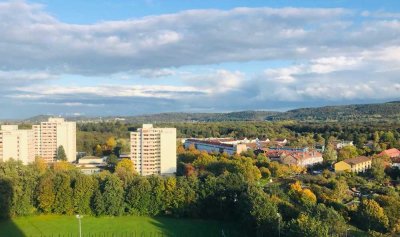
top-left (150, 216), bottom-right (246, 237)
top-left (0, 178), bottom-right (25, 237)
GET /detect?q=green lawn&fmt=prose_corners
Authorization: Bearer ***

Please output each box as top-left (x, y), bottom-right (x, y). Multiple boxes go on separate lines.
top-left (0, 215), bottom-right (243, 237)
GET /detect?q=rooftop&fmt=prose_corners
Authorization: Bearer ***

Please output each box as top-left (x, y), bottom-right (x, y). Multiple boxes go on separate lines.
top-left (380, 148), bottom-right (400, 158)
top-left (343, 156), bottom-right (371, 165)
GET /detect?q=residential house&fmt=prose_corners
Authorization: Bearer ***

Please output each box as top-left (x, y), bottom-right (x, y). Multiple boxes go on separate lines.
top-left (379, 148), bottom-right (400, 159)
top-left (333, 140), bottom-right (354, 149)
top-left (334, 156), bottom-right (372, 173)
top-left (280, 151), bottom-right (323, 167)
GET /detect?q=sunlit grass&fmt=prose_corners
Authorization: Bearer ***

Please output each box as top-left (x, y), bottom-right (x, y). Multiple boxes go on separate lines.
top-left (0, 215), bottom-right (242, 237)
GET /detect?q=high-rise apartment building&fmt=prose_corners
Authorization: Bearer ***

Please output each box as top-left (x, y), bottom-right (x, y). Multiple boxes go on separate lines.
top-left (130, 124), bottom-right (176, 176)
top-left (33, 118), bottom-right (76, 163)
top-left (0, 118), bottom-right (76, 164)
top-left (0, 125), bottom-right (35, 164)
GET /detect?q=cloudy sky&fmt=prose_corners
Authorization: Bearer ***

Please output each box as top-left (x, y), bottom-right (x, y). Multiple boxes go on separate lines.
top-left (1, 0), bottom-right (399, 119)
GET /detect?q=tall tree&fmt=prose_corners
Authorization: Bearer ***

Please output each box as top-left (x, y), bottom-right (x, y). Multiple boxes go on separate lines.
top-left (56, 145), bottom-right (67, 161)
top-left (53, 173), bottom-right (73, 214)
top-left (356, 199), bottom-right (389, 232)
top-left (72, 174), bottom-right (94, 214)
top-left (102, 174), bottom-right (124, 216)
top-left (37, 173), bottom-right (56, 213)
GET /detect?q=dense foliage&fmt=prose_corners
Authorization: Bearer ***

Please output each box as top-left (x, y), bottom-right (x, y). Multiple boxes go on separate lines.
top-left (2, 142), bottom-right (400, 236)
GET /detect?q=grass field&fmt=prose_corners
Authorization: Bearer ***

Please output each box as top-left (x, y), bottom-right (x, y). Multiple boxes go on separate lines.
top-left (0, 215), bottom-right (243, 237)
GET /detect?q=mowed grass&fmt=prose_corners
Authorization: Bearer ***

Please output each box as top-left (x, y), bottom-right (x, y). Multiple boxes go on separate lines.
top-left (0, 215), bottom-right (243, 237)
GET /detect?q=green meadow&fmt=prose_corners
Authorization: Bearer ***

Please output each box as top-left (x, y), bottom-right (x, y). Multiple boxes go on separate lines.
top-left (0, 215), bottom-right (242, 237)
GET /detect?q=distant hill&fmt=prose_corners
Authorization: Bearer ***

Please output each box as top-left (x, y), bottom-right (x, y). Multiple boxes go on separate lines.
top-left (22, 111), bottom-right (279, 123)
top-left (120, 111), bottom-right (279, 123)
top-left (19, 101), bottom-right (400, 123)
top-left (266, 101), bottom-right (400, 122)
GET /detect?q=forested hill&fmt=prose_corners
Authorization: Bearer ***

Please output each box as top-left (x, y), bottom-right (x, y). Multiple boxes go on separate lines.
top-left (266, 101), bottom-right (400, 122)
top-left (121, 111), bottom-right (279, 122)
top-left (20, 101), bottom-right (400, 123)
top-left (23, 111), bottom-right (279, 123)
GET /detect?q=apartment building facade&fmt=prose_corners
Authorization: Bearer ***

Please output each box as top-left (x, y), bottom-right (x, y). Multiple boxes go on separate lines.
top-left (334, 156), bottom-right (372, 173)
top-left (183, 139), bottom-right (248, 155)
top-left (130, 124), bottom-right (176, 176)
top-left (0, 125), bottom-right (35, 164)
top-left (33, 118), bottom-right (76, 163)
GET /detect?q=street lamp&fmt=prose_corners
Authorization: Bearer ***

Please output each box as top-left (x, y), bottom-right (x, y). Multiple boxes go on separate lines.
top-left (277, 213), bottom-right (281, 237)
top-left (76, 215), bottom-right (83, 237)
top-left (345, 228), bottom-right (350, 237)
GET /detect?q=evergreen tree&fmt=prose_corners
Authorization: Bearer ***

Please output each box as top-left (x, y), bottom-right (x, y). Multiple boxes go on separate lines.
top-left (56, 145), bottom-right (67, 161)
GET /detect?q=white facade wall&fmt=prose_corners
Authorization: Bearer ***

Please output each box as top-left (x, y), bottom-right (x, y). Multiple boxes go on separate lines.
top-left (0, 126), bottom-right (35, 164)
top-left (130, 124), bottom-right (176, 176)
top-left (34, 118), bottom-right (76, 163)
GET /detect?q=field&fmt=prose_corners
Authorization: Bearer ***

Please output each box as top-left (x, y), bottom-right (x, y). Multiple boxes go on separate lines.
top-left (0, 215), bottom-right (243, 237)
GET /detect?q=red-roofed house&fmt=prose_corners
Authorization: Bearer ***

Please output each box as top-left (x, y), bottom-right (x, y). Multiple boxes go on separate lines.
top-left (280, 151), bottom-right (323, 167)
top-left (379, 148), bottom-right (400, 158)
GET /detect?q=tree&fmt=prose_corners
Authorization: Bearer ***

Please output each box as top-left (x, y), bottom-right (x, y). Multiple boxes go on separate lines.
top-left (37, 173), bottom-right (56, 213)
top-left (0, 178), bottom-right (13, 218)
top-left (192, 152), bottom-right (216, 169)
top-left (287, 213), bottom-right (329, 237)
top-left (338, 145), bottom-right (358, 161)
top-left (289, 181), bottom-right (317, 206)
top-left (331, 179), bottom-right (349, 203)
top-left (315, 204), bottom-right (347, 236)
top-left (53, 161), bottom-right (75, 172)
top-left (56, 145), bottom-right (67, 161)
top-left (53, 173), bottom-right (73, 214)
top-left (115, 158), bottom-right (137, 186)
top-left (106, 154), bottom-right (119, 171)
top-left (125, 177), bottom-right (152, 215)
top-left (72, 174), bottom-right (94, 214)
top-left (33, 156), bottom-right (47, 175)
top-left (102, 174), bottom-right (124, 216)
top-left (94, 144), bottom-right (103, 157)
top-left (356, 199), bottom-right (389, 232)
top-left (370, 158), bottom-right (386, 182)
top-left (115, 159), bottom-right (135, 174)
top-left (259, 167), bottom-right (271, 178)
top-left (106, 137), bottom-right (117, 150)
top-left (239, 185), bottom-right (279, 236)
top-left (375, 195), bottom-right (400, 233)
top-left (323, 146), bottom-right (337, 164)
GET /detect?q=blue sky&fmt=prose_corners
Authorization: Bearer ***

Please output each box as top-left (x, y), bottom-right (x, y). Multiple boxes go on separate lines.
top-left (0, 0), bottom-right (399, 118)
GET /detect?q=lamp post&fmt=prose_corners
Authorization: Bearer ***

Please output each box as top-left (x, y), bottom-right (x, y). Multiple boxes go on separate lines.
top-left (277, 213), bottom-right (281, 237)
top-left (76, 215), bottom-right (82, 237)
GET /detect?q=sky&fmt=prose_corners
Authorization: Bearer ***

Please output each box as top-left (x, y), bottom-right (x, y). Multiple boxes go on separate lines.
top-left (0, 0), bottom-right (399, 119)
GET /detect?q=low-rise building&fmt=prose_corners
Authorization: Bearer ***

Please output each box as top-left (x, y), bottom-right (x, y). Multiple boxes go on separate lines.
top-left (75, 156), bottom-right (106, 175)
top-left (184, 139), bottom-right (247, 155)
top-left (334, 156), bottom-right (372, 173)
top-left (266, 148), bottom-right (323, 167)
top-left (280, 151), bottom-right (323, 167)
top-left (333, 140), bottom-right (354, 149)
top-left (273, 138), bottom-right (288, 146)
top-left (379, 148), bottom-right (400, 159)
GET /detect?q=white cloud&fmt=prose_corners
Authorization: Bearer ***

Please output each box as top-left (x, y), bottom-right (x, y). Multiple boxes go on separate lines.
top-left (0, 1), bottom-right (400, 118)
top-left (0, 2), bottom-right (368, 74)
top-left (13, 84), bottom-right (207, 100)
